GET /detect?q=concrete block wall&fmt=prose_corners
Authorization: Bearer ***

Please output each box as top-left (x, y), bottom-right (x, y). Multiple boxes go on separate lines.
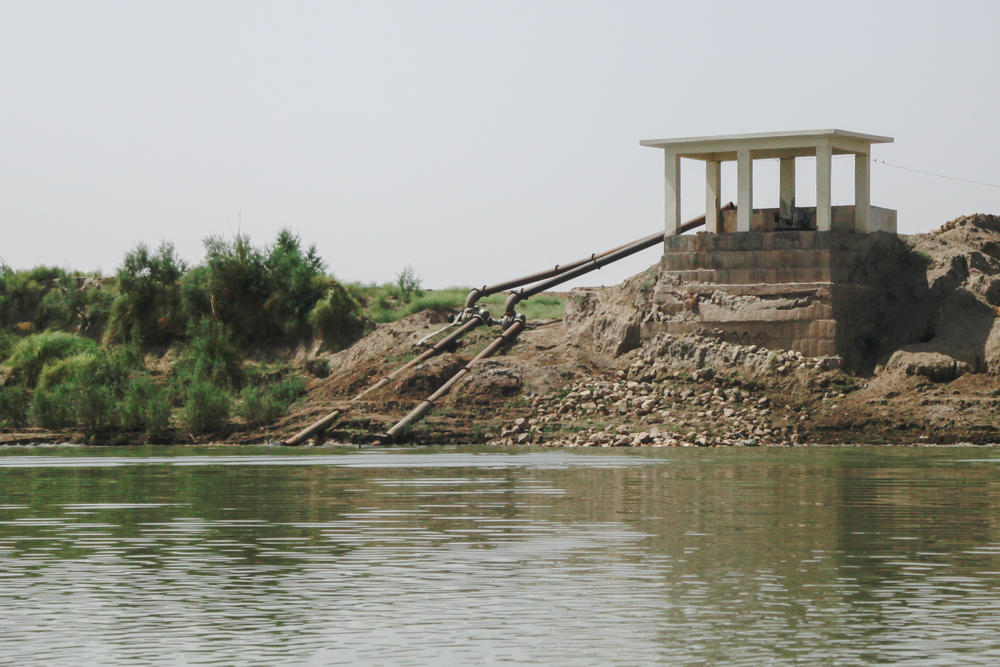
top-left (649, 231), bottom-right (922, 367)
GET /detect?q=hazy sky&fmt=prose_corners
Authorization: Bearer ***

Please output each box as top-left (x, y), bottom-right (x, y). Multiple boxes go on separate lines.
top-left (2, 0), bottom-right (998, 289)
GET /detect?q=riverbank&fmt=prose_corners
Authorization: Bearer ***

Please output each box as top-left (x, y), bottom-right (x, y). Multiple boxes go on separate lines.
top-left (4, 213), bottom-right (1000, 447)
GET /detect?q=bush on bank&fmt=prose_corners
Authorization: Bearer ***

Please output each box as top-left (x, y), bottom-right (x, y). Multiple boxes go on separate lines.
top-left (0, 230), bottom-right (349, 439)
top-left (0, 265), bottom-right (112, 338)
top-left (0, 228), bottom-right (566, 440)
top-left (108, 230), bottom-right (366, 350)
top-left (0, 329), bottom-right (308, 439)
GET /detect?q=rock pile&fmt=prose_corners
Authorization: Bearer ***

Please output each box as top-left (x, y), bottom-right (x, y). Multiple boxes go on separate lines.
top-left (489, 334), bottom-right (847, 448)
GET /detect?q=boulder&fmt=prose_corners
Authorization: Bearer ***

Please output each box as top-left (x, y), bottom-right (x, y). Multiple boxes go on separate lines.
top-left (885, 350), bottom-right (968, 383)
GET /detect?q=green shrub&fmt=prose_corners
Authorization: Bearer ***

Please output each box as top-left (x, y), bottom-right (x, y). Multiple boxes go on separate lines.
top-left (237, 375), bottom-right (306, 427)
top-left (28, 345), bottom-right (143, 437)
top-left (396, 265), bottom-right (423, 301)
top-left (511, 294), bottom-right (565, 320)
top-left (32, 382), bottom-right (76, 428)
top-left (75, 381), bottom-right (116, 438)
top-left (912, 249), bottom-right (933, 267)
top-left (178, 265), bottom-right (212, 326)
top-left (196, 230), bottom-right (331, 346)
top-left (236, 385), bottom-right (283, 427)
top-left (262, 230), bottom-right (331, 340)
top-left (309, 282), bottom-right (367, 349)
top-left (305, 357), bottom-right (330, 378)
top-left (4, 331), bottom-right (97, 386)
top-left (119, 375), bottom-right (172, 440)
top-left (173, 319), bottom-right (242, 389)
top-left (0, 267), bottom-right (111, 336)
top-left (0, 331), bottom-right (14, 362)
top-left (0, 385), bottom-right (30, 427)
top-left (0, 268), bottom-right (53, 328)
top-left (181, 380), bottom-right (231, 434)
top-left (110, 243), bottom-right (187, 346)
top-left (201, 233), bottom-right (269, 342)
top-left (269, 375), bottom-right (306, 404)
top-left (37, 353), bottom-right (96, 389)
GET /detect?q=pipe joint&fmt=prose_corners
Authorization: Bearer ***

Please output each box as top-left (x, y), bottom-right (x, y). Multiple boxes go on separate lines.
top-left (463, 288), bottom-right (482, 310)
top-left (454, 307), bottom-right (491, 325)
top-left (499, 312), bottom-right (525, 329)
top-left (503, 292), bottom-right (519, 317)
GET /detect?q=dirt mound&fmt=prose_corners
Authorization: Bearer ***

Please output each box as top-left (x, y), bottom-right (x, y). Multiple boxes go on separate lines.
top-left (563, 266), bottom-right (657, 356)
top-left (892, 213), bottom-right (1000, 377)
top-left (448, 359), bottom-right (523, 404)
top-left (327, 310), bottom-right (452, 372)
top-left (259, 212), bottom-right (1000, 447)
top-left (394, 353), bottom-right (465, 397)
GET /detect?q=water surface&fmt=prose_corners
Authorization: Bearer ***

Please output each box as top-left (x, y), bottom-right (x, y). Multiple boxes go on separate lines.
top-left (2, 445), bottom-right (999, 664)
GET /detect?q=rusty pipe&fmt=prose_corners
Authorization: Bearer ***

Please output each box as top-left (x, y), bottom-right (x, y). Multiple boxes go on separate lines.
top-left (354, 310), bottom-right (487, 401)
top-left (503, 205), bottom-right (733, 317)
top-left (464, 233), bottom-right (666, 309)
top-left (384, 317), bottom-right (526, 441)
top-left (462, 203), bottom-right (733, 310)
top-left (284, 310), bottom-right (488, 446)
top-left (283, 408), bottom-right (345, 447)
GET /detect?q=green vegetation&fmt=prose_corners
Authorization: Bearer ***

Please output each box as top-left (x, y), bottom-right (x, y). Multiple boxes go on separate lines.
top-left (309, 282), bottom-right (366, 349)
top-left (110, 243), bottom-right (187, 345)
top-left (0, 228), bottom-right (566, 441)
top-left (0, 230), bottom-right (361, 440)
top-left (638, 270), bottom-right (659, 293)
top-left (180, 380), bottom-right (232, 435)
top-left (347, 284), bottom-right (564, 323)
top-left (109, 230), bottom-right (362, 349)
top-left (912, 249), bottom-right (933, 267)
top-left (0, 265), bottom-right (112, 337)
top-left (4, 331), bottom-right (97, 386)
top-left (237, 375), bottom-right (306, 427)
top-left (0, 385), bottom-right (29, 427)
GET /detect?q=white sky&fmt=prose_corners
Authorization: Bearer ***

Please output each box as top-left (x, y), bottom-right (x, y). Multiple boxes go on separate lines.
top-left (2, 0), bottom-right (998, 289)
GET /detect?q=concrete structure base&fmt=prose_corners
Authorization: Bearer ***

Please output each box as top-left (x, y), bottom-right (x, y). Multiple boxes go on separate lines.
top-left (647, 231), bottom-right (929, 368)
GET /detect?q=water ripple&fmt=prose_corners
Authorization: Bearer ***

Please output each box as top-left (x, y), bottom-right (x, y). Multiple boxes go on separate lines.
top-left (0, 447), bottom-right (999, 664)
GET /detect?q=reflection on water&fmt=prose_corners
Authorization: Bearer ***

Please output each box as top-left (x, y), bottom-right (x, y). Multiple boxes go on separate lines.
top-left (1, 446), bottom-right (1000, 664)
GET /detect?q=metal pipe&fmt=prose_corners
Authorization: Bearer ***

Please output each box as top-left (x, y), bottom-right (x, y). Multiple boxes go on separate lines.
top-left (288, 203), bottom-right (733, 446)
top-left (464, 233), bottom-right (663, 309)
top-left (283, 311), bottom-right (488, 446)
top-left (383, 317), bottom-right (526, 441)
top-left (283, 409), bottom-right (344, 447)
top-left (417, 319), bottom-right (458, 347)
top-left (503, 205), bottom-right (733, 317)
top-left (354, 312), bottom-right (486, 400)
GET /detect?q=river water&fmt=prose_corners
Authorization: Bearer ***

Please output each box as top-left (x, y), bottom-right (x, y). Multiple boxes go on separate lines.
top-left (1, 445), bottom-right (999, 665)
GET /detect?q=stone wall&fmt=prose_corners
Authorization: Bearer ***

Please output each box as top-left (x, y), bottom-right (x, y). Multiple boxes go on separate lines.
top-left (647, 231), bottom-right (930, 368)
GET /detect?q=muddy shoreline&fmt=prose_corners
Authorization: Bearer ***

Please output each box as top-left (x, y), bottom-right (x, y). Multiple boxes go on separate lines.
top-left (6, 213), bottom-right (1000, 449)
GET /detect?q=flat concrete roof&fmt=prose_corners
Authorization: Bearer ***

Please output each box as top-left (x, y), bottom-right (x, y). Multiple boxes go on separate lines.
top-left (640, 129), bottom-right (893, 161)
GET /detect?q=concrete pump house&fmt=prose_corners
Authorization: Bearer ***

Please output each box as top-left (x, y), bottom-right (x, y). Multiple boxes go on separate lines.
top-left (636, 129), bottom-right (915, 367)
top-left (640, 129), bottom-right (896, 237)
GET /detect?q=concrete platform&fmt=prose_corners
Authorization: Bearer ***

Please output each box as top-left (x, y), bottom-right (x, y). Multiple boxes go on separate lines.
top-left (646, 231), bottom-right (928, 368)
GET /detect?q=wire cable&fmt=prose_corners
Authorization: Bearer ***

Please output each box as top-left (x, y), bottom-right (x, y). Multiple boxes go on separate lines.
top-left (792, 152), bottom-right (1000, 189)
top-left (870, 157), bottom-right (1000, 189)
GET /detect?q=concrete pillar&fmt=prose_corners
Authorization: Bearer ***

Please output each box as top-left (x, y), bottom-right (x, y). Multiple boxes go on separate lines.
top-left (815, 141), bottom-right (832, 232)
top-left (854, 152), bottom-right (870, 232)
top-left (705, 159), bottom-right (721, 233)
top-left (664, 150), bottom-right (680, 236)
top-left (779, 157), bottom-right (795, 218)
top-left (737, 147), bottom-right (752, 232)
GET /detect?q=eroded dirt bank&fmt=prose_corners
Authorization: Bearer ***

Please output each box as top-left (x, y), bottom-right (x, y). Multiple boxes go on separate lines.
top-left (247, 213), bottom-right (1000, 448)
top-left (7, 213), bottom-right (1000, 447)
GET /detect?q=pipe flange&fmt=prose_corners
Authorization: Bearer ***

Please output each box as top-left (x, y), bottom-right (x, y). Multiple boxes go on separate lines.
top-left (499, 312), bottom-right (524, 329)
